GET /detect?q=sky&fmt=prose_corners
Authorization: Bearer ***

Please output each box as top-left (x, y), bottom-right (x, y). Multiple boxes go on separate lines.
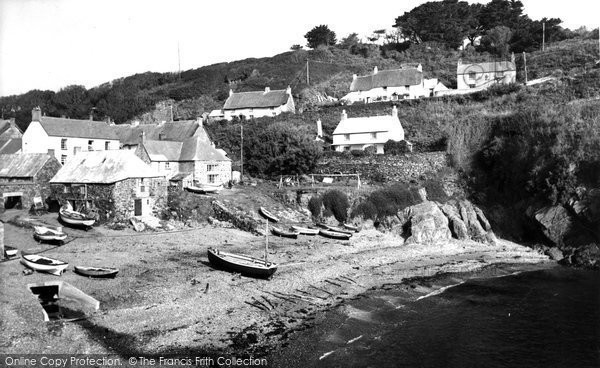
top-left (0, 0), bottom-right (598, 97)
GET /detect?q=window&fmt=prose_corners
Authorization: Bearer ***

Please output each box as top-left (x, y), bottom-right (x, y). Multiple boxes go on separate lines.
top-left (105, 141), bottom-right (110, 150)
top-left (61, 139), bottom-right (67, 150)
top-left (344, 134), bottom-right (350, 141)
top-left (208, 174), bottom-right (218, 183)
top-left (383, 86), bottom-right (387, 91)
top-left (207, 164), bottom-right (217, 171)
top-left (60, 155), bottom-right (67, 165)
top-left (165, 162), bottom-right (170, 170)
top-left (496, 71), bottom-right (504, 78)
top-left (469, 84), bottom-right (476, 88)
top-left (468, 72), bottom-right (476, 80)
top-left (139, 178), bottom-right (146, 192)
top-left (371, 132), bottom-right (377, 140)
top-left (88, 140), bottom-right (94, 151)
top-left (343, 146), bottom-right (350, 151)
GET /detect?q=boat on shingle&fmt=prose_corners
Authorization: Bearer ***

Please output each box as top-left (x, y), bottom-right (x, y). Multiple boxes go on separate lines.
top-left (207, 248), bottom-right (277, 279)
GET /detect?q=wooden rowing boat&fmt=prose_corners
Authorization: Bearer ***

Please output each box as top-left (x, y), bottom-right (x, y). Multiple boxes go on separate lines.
top-left (4, 246), bottom-right (18, 258)
top-left (319, 229), bottom-right (352, 240)
top-left (259, 207), bottom-right (279, 223)
top-left (21, 254), bottom-right (69, 276)
top-left (271, 226), bottom-right (299, 239)
top-left (74, 266), bottom-right (119, 278)
top-left (291, 225), bottom-right (320, 235)
top-left (33, 225), bottom-right (67, 244)
top-left (325, 226), bottom-right (354, 236)
top-left (185, 183), bottom-right (223, 194)
top-left (59, 207), bottom-right (95, 227)
top-left (207, 248), bottom-right (277, 278)
top-left (343, 223), bottom-right (360, 233)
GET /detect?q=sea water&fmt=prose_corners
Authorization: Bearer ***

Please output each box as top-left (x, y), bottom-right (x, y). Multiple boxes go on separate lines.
top-left (270, 266), bottom-right (600, 368)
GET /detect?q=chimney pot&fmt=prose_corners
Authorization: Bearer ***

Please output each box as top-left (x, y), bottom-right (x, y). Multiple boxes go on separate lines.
top-left (316, 119), bottom-right (323, 137)
top-left (286, 85), bottom-right (291, 95)
top-left (373, 66), bottom-right (378, 75)
top-left (31, 107), bottom-right (42, 122)
top-left (341, 110), bottom-right (348, 120)
top-left (229, 89), bottom-right (234, 97)
top-left (352, 74), bottom-right (357, 80)
top-left (392, 105), bottom-right (398, 117)
top-left (264, 86), bottom-right (270, 93)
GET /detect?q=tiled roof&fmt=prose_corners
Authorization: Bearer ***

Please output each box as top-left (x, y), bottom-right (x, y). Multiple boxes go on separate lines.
top-left (333, 116), bottom-right (402, 135)
top-left (0, 120), bottom-right (23, 139)
top-left (143, 140), bottom-right (183, 161)
top-left (223, 89), bottom-right (290, 110)
top-left (37, 116), bottom-right (120, 140)
top-left (350, 69), bottom-right (422, 91)
top-left (142, 135), bottom-right (230, 163)
top-left (0, 138), bottom-right (22, 154)
top-left (50, 150), bottom-right (162, 184)
top-left (0, 153), bottom-right (52, 178)
top-left (457, 61), bottom-right (516, 75)
top-left (111, 120), bottom-right (200, 145)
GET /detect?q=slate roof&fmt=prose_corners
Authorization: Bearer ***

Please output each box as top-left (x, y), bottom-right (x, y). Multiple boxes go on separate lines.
top-left (142, 136), bottom-right (230, 162)
top-left (37, 116), bottom-right (120, 140)
top-left (0, 138), bottom-right (22, 154)
top-left (0, 153), bottom-right (52, 178)
top-left (50, 150), bottom-right (162, 184)
top-left (333, 116), bottom-right (402, 135)
top-left (457, 61), bottom-right (516, 75)
top-left (350, 68), bottom-right (423, 92)
top-left (0, 120), bottom-right (23, 139)
top-left (223, 89), bottom-right (290, 110)
top-left (111, 120), bottom-right (200, 145)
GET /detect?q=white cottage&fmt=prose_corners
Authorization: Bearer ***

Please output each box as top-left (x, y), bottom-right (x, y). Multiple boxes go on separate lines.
top-left (456, 58), bottom-right (516, 90)
top-left (222, 86), bottom-right (295, 121)
top-left (22, 108), bottom-right (119, 165)
top-left (341, 66), bottom-right (428, 104)
top-left (332, 106), bottom-right (405, 154)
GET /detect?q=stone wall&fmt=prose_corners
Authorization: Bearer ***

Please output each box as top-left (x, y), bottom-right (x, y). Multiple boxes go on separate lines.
top-left (0, 157), bottom-right (61, 210)
top-left (315, 152), bottom-right (448, 183)
top-left (114, 178), bottom-right (168, 221)
top-left (50, 183), bottom-right (114, 222)
top-left (194, 160), bottom-right (232, 185)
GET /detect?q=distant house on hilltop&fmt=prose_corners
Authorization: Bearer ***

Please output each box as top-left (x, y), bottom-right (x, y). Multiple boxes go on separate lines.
top-left (332, 106), bottom-right (405, 154)
top-left (456, 57), bottom-right (516, 90)
top-left (222, 86), bottom-right (295, 121)
top-left (342, 66), bottom-right (432, 104)
top-left (49, 150), bottom-right (167, 221)
top-left (22, 107), bottom-right (120, 165)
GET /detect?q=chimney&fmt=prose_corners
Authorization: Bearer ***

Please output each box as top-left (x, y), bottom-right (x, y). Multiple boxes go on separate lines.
top-left (264, 86), bottom-right (270, 93)
top-left (373, 66), bottom-right (378, 75)
top-left (139, 131), bottom-right (146, 144)
top-left (316, 119), bottom-right (323, 137)
top-left (511, 52), bottom-right (515, 64)
top-left (196, 116), bottom-right (203, 126)
top-left (285, 85), bottom-right (291, 95)
top-left (229, 89), bottom-right (234, 97)
top-left (341, 110), bottom-right (347, 121)
top-left (131, 120), bottom-right (139, 127)
top-left (391, 105), bottom-right (398, 117)
top-left (47, 149), bottom-right (55, 157)
top-left (31, 107), bottom-right (42, 122)
top-left (458, 58), bottom-right (462, 66)
top-left (416, 64), bottom-right (422, 72)
top-left (352, 74), bottom-right (357, 81)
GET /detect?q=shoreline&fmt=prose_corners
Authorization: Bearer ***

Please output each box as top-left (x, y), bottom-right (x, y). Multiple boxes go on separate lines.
top-left (0, 216), bottom-right (551, 362)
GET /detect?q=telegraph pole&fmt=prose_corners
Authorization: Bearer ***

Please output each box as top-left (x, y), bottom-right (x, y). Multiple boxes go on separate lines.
top-left (523, 52), bottom-right (528, 85)
top-left (542, 22), bottom-right (545, 51)
top-left (306, 59), bottom-right (310, 85)
top-left (240, 124), bottom-right (244, 184)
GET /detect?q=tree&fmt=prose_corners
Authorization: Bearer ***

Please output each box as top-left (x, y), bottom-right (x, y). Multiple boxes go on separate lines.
top-left (481, 26), bottom-right (513, 57)
top-left (305, 25), bottom-right (337, 49)
top-left (290, 44), bottom-right (303, 51)
top-left (339, 33), bottom-right (360, 49)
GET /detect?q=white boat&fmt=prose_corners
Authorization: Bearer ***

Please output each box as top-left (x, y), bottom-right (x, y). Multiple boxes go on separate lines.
top-left (59, 207), bottom-right (95, 227)
top-left (33, 225), bottom-right (67, 243)
top-left (291, 225), bottom-right (320, 235)
top-left (185, 183), bottom-right (223, 194)
top-left (21, 254), bottom-right (69, 276)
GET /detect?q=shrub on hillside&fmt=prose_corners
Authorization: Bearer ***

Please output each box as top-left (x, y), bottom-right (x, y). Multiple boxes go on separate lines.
top-left (384, 140), bottom-right (410, 155)
top-left (321, 190), bottom-right (349, 223)
top-left (351, 183), bottom-right (422, 221)
top-left (308, 196), bottom-right (323, 219)
top-left (423, 178), bottom-right (449, 202)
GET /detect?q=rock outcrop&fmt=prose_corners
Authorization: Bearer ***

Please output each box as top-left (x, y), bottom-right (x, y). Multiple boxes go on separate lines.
top-left (404, 200), bottom-right (497, 245)
top-left (212, 200), bottom-right (260, 234)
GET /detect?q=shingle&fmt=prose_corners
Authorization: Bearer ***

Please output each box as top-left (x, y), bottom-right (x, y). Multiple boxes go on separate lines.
top-left (223, 90), bottom-right (290, 110)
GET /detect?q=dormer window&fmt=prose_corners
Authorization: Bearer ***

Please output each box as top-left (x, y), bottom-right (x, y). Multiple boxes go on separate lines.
top-left (88, 140), bottom-right (94, 151)
top-left (344, 134), bottom-right (350, 141)
top-left (61, 139), bottom-right (67, 150)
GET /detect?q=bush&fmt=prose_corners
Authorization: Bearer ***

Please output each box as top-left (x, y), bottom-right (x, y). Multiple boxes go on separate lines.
top-left (321, 189), bottom-right (349, 222)
top-left (423, 178), bottom-right (449, 202)
top-left (308, 196), bottom-right (323, 218)
top-left (351, 182), bottom-right (422, 221)
top-left (384, 140), bottom-right (411, 155)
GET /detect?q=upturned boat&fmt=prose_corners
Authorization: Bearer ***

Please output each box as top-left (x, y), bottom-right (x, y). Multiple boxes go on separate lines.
top-left (319, 229), bottom-right (352, 240)
top-left (74, 266), bottom-right (119, 278)
top-left (59, 207), bottom-right (95, 227)
top-left (33, 225), bottom-right (67, 244)
top-left (259, 207), bottom-right (280, 223)
top-left (271, 226), bottom-right (299, 239)
top-left (4, 246), bottom-right (18, 258)
top-left (21, 254), bottom-right (69, 276)
top-left (185, 183), bottom-right (223, 194)
top-left (290, 225), bottom-right (320, 235)
top-left (207, 248), bottom-right (277, 278)
top-left (343, 223), bottom-right (360, 233)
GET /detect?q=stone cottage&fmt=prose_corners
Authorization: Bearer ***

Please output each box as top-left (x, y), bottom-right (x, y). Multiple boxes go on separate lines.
top-left (111, 119), bottom-right (203, 150)
top-left (49, 150), bottom-right (167, 222)
top-left (0, 153), bottom-right (62, 210)
top-left (222, 86), bottom-right (295, 121)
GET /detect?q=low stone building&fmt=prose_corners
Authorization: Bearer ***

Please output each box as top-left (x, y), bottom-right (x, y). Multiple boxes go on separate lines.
top-left (222, 86), bottom-right (295, 121)
top-left (49, 151), bottom-right (167, 223)
top-left (0, 153), bottom-right (62, 210)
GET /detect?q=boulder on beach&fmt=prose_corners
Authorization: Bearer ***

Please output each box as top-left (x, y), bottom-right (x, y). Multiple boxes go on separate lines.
top-left (405, 202), bottom-right (451, 244)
